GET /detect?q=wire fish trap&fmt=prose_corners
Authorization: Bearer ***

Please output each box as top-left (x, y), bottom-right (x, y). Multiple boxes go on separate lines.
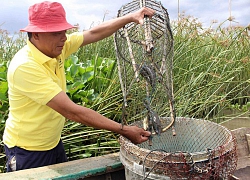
top-left (114, 0), bottom-right (176, 138)
top-left (119, 117), bottom-right (237, 180)
top-left (114, 0), bottom-right (237, 179)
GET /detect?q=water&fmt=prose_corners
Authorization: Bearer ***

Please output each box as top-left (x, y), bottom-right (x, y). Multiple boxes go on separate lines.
top-left (219, 109), bottom-right (250, 130)
top-left (221, 118), bottom-right (250, 130)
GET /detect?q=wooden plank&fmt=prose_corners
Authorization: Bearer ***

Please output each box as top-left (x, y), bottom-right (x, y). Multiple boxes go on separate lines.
top-left (0, 152), bottom-right (123, 180)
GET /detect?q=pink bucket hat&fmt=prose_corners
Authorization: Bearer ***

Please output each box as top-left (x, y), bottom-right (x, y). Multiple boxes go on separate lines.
top-left (20, 1), bottom-right (76, 32)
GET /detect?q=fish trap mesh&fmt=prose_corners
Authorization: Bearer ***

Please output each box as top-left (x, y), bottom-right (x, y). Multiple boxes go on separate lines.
top-left (114, 0), bottom-right (176, 135)
top-left (119, 117), bottom-right (237, 179)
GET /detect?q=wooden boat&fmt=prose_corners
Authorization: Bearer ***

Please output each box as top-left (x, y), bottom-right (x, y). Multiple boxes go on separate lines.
top-left (0, 127), bottom-right (249, 180)
top-left (230, 127), bottom-right (250, 180)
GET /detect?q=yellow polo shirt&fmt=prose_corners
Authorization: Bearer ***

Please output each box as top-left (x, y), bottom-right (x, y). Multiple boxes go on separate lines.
top-left (3, 32), bottom-right (83, 151)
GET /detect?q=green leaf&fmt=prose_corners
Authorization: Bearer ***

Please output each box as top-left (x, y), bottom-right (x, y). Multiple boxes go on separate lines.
top-left (69, 64), bottom-right (79, 77)
top-left (0, 82), bottom-right (8, 101)
top-left (81, 71), bottom-right (94, 82)
top-left (78, 65), bottom-right (93, 75)
top-left (80, 153), bottom-right (92, 158)
top-left (66, 72), bottom-right (74, 83)
top-left (71, 56), bottom-right (79, 65)
top-left (64, 58), bottom-right (73, 68)
top-left (67, 81), bottom-right (85, 95)
top-left (0, 72), bottom-right (6, 81)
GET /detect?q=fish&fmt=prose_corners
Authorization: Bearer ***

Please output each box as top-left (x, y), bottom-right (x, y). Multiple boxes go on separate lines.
top-left (139, 64), bottom-right (156, 91)
top-left (150, 110), bottom-right (161, 135)
top-left (143, 99), bottom-right (161, 136)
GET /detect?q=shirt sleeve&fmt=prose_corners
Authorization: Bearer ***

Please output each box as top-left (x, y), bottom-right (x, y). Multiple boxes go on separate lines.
top-left (63, 32), bottom-right (84, 59)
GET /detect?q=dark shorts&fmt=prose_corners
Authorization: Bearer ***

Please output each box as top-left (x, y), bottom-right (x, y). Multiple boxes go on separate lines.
top-left (4, 140), bottom-right (68, 172)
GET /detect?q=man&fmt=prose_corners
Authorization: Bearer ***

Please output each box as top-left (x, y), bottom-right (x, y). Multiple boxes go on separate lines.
top-left (3, 1), bottom-right (154, 172)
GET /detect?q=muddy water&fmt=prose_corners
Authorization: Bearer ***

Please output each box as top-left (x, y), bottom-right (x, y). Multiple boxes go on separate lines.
top-left (221, 118), bottom-right (250, 130)
top-left (218, 109), bottom-right (250, 130)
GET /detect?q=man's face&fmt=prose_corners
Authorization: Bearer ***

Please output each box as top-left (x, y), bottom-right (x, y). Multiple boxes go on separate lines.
top-left (33, 30), bottom-right (67, 58)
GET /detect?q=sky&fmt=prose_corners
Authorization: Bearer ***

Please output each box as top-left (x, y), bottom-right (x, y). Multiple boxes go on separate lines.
top-left (0, 0), bottom-right (249, 34)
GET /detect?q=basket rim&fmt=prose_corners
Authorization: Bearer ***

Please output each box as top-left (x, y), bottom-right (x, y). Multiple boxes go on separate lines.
top-left (119, 117), bottom-right (235, 163)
